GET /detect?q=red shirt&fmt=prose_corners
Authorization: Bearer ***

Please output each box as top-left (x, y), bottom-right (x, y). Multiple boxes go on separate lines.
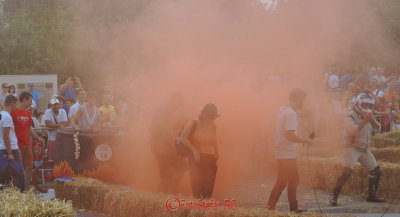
top-left (11, 107), bottom-right (33, 147)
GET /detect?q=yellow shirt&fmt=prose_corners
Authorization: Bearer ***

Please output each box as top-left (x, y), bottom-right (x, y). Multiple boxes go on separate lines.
top-left (99, 105), bottom-right (115, 118)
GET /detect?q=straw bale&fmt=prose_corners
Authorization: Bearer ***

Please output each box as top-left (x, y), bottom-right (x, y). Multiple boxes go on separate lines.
top-left (375, 131), bottom-right (400, 140)
top-left (371, 147), bottom-right (400, 163)
top-left (0, 187), bottom-right (75, 217)
top-left (371, 134), bottom-right (396, 148)
top-left (297, 157), bottom-right (400, 200)
top-left (55, 177), bottom-right (111, 210)
top-left (55, 177), bottom-right (338, 217)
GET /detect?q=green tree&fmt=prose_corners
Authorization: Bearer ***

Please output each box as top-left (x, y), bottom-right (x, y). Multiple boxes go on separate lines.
top-left (0, 0), bottom-right (72, 75)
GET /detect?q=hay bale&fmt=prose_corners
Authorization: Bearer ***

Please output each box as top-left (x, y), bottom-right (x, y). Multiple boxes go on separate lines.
top-left (371, 147), bottom-right (400, 163)
top-left (297, 157), bottom-right (400, 200)
top-left (371, 133), bottom-right (397, 148)
top-left (375, 131), bottom-right (400, 140)
top-left (55, 177), bottom-right (335, 217)
top-left (55, 177), bottom-right (112, 210)
top-left (0, 187), bottom-right (75, 217)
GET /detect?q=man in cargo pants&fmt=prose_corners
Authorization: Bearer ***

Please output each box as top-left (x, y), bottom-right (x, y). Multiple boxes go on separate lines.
top-left (329, 92), bottom-right (385, 205)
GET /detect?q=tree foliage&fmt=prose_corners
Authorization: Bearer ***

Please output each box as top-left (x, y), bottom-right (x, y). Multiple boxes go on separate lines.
top-left (0, 0), bottom-right (400, 77)
top-left (0, 0), bottom-right (72, 75)
top-left (371, 0), bottom-right (400, 49)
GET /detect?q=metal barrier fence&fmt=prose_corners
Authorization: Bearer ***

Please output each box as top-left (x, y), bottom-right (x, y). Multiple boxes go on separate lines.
top-left (374, 114), bottom-right (400, 133)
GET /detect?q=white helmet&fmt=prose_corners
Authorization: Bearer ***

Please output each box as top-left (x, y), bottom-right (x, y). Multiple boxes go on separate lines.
top-left (354, 93), bottom-right (375, 115)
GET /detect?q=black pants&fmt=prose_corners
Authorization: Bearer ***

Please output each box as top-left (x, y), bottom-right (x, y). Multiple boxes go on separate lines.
top-left (152, 145), bottom-right (187, 194)
top-left (267, 159), bottom-right (299, 209)
top-left (190, 154), bottom-right (217, 199)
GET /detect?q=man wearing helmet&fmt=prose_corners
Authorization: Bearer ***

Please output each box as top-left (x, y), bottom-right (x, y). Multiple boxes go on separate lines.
top-left (329, 92), bottom-right (385, 206)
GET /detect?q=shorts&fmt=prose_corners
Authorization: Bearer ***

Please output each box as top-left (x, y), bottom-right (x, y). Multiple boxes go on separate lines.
top-left (19, 144), bottom-right (34, 167)
top-left (343, 146), bottom-right (378, 171)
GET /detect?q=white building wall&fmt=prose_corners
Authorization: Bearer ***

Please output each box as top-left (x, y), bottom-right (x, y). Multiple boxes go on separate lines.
top-left (0, 74), bottom-right (58, 112)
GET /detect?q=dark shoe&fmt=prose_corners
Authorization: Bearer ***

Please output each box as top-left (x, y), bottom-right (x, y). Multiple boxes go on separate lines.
top-left (366, 197), bottom-right (386, 203)
top-left (329, 193), bottom-right (338, 206)
top-left (293, 208), bottom-right (307, 213)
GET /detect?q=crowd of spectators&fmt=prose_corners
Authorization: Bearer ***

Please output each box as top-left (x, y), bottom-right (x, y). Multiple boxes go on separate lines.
top-left (325, 65), bottom-right (400, 133)
top-left (0, 77), bottom-right (130, 191)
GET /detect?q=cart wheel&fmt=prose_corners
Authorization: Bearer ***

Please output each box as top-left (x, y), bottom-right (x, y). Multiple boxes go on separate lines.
top-left (32, 160), bottom-right (54, 193)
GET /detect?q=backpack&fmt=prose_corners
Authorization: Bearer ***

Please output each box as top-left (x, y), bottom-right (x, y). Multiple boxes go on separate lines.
top-left (175, 120), bottom-right (197, 158)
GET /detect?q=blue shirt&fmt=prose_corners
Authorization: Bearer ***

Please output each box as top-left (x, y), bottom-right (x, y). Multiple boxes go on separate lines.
top-left (31, 89), bottom-right (40, 109)
top-left (63, 104), bottom-right (69, 115)
top-left (61, 88), bottom-right (76, 100)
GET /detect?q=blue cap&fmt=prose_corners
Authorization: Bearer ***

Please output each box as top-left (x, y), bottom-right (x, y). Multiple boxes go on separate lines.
top-left (28, 83), bottom-right (34, 86)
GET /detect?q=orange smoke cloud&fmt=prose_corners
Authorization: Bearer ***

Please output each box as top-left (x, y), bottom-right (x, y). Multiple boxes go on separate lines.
top-left (69, 0), bottom-right (400, 196)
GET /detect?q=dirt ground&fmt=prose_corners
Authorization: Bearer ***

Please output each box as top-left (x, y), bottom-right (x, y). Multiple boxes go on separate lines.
top-left (216, 167), bottom-right (400, 217)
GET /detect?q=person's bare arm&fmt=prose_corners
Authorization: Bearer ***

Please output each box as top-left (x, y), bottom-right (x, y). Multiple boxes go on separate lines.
top-left (58, 82), bottom-right (68, 94)
top-left (180, 121), bottom-right (200, 162)
top-left (285, 130), bottom-right (313, 144)
top-left (370, 115), bottom-right (381, 129)
top-left (3, 127), bottom-right (14, 160)
top-left (28, 126), bottom-right (45, 144)
top-left (60, 121), bottom-right (68, 128)
top-left (45, 119), bottom-right (66, 129)
top-left (213, 125), bottom-right (219, 161)
top-left (71, 109), bottom-right (82, 129)
top-left (0, 100), bottom-right (4, 109)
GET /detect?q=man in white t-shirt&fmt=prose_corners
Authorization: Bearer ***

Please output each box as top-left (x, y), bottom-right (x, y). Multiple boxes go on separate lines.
top-left (0, 95), bottom-right (25, 191)
top-left (43, 98), bottom-right (68, 161)
top-left (266, 88), bottom-right (313, 213)
top-left (68, 88), bottom-right (86, 122)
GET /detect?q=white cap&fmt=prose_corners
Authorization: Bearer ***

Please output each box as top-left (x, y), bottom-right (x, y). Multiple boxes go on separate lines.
top-left (50, 98), bottom-right (60, 105)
